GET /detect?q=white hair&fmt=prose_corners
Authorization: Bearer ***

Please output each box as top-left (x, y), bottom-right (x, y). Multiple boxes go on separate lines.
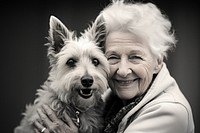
top-left (100, 0), bottom-right (177, 60)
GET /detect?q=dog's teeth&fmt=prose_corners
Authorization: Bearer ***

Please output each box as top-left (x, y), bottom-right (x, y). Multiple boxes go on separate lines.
top-left (81, 89), bottom-right (92, 95)
top-left (79, 89), bottom-right (93, 98)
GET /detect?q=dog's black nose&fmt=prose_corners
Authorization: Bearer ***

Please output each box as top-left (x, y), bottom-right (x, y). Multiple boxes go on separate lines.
top-left (81, 75), bottom-right (93, 87)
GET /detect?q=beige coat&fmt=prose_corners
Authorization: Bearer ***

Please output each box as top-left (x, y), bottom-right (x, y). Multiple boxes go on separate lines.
top-left (104, 63), bottom-right (195, 133)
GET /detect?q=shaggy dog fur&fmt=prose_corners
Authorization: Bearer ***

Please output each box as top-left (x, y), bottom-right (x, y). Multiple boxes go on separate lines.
top-left (14, 15), bottom-right (109, 133)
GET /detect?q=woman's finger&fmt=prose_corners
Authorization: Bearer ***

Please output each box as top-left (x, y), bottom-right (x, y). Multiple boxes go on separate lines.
top-left (42, 104), bottom-right (59, 122)
top-left (34, 128), bottom-right (40, 133)
top-left (63, 111), bottom-right (78, 130)
top-left (37, 108), bottom-right (52, 129)
top-left (63, 111), bottom-right (75, 127)
top-left (33, 120), bottom-right (49, 133)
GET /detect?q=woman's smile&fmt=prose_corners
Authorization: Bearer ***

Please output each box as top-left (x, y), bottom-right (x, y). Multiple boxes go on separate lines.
top-left (115, 78), bottom-right (139, 86)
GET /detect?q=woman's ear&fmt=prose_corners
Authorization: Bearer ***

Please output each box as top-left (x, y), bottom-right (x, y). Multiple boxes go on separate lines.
top-left (154, 57), bottom-right (163, 74)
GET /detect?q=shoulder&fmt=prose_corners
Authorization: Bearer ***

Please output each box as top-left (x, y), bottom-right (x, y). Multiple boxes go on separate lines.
top-left (124, 101), bottom-right (192, 133)
top-left (142, 101), bottom-right (189, 122)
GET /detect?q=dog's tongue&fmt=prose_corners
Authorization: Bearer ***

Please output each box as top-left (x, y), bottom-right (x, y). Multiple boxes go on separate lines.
top-left (79, 89), bottom-right (93, 98)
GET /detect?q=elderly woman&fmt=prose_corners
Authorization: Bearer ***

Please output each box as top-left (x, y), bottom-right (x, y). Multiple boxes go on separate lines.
top-left (33, 0), bottom-right (194, 133)
top-left (101, 0), bottom-right (194, 133)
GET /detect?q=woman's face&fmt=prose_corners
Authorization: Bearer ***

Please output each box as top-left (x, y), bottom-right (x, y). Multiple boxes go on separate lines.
top-left (105, 31), bottom-right (162, 100)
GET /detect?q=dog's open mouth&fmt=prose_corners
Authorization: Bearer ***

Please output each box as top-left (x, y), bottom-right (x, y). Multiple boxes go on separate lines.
top-left (78, 89), bottom-right (93, 98)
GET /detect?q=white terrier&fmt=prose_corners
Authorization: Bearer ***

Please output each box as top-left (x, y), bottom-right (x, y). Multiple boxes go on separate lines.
top-left (14, 15), bottom-right (109, 133)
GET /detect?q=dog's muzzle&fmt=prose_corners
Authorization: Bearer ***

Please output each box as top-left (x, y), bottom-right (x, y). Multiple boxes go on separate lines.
top-left (78, 75), bottom-right (94, 98)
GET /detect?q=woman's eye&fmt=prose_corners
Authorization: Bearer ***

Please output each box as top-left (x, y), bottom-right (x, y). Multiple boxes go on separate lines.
top-left (129, 55), bottom-right (142, 60)
top-left (92, 58), bottom-right (100, 66)
top-left (66, 58), bottom-right (77, 67)
top-left (107, 55), bottom-right (119, 64)
top-left (107, 54), bottom-right (119, 60)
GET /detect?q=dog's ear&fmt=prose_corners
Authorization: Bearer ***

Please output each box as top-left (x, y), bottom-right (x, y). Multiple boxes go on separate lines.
top-left (46, 16), bottom-right (75, 66)
top-left (48, 15), bottom-right (74, 54)
top-left (94, 15), bottom-right (106, 49)
top-left (85, 15), bottom-right (106, 51)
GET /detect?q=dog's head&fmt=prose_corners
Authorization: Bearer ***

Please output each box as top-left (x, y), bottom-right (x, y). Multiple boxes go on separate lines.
top-left (46, 15), bottom-right (109, 111)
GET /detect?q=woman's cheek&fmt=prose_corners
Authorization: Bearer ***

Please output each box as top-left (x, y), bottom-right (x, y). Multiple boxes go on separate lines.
top-left (139, 68), bottom-right (153, 93)
top-left (109, 64), bottom-right (117, 77)
top-left (108, 65), bottom-right (115, 89)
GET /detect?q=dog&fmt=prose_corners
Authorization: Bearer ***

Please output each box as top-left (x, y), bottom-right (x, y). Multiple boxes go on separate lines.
top-left (14, 15), bottom-right (109, 133)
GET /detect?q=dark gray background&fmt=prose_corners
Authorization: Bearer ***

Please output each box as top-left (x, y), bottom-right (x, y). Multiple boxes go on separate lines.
top-left (1, 0), bottom-right (199, 132)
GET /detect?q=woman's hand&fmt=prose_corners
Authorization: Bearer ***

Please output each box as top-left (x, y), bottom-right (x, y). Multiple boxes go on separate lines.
top-left (33, 104), bottom-right (78, 133)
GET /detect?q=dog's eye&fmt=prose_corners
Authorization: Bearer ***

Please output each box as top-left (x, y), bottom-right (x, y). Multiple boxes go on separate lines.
top-left (92, 58), bottom-right (99, 66)
top-left (66, 58), bottom-right (77, 67)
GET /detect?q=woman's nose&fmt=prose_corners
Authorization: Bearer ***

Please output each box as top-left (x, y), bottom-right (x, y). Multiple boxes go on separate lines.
top-left (117, 59), bottom-right (132, 77)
